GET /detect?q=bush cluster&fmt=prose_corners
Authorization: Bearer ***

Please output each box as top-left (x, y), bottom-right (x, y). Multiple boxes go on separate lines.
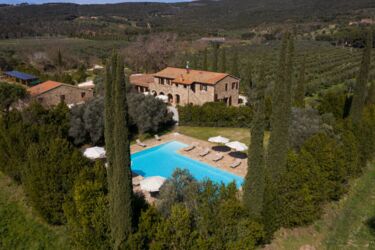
top-left (0, 102), bottom-right (92, 225)
top-left (274, 104), bottom-right (375, 230)
top-left (178, 102), bottom-right (253, 128)
top-left (127, 169), bottom-right (265, 250)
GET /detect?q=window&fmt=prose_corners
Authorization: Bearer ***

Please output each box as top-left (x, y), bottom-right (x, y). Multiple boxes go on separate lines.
top-left (236, 82), bottom-right (239, 89)
top-left (225, 83), bottom-right (228, 91)
top-left (191, 84), bottom-right (195, 93)
top-left (60, 95), bottom-right (65, 102)
top-left (184, 85), bottom-right (187, 89)
top-left (232, 82), bottom-right (236, 89)
top-left (81, 92), bottom-right (86, 98)
top-left (200, 84), bottom-right (208, 91)
top-left (37, 97), bottom-right (43, 102)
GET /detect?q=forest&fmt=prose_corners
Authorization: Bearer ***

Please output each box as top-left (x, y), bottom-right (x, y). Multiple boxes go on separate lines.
top-left (1, 0), bottom-right (375, 39)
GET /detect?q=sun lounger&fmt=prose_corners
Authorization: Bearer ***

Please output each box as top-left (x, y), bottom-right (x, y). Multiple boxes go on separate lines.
top-left (199, 148), bottom-right (210, 157)
top-left (212, 153), bottom-right (224, 162)
top-left (184, 145), bottom-right (195, 151)
top-left (184, 142), bottom-right (198, 152)
top-left (154, 134), bottom-right (161, 141)
top-left (230, 159), bottom-right (242, 168)
top-left (136, 139), bottom-right (147, 147)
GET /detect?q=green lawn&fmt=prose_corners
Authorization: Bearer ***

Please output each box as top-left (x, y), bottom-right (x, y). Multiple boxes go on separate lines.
top-left (266, 163), bottom-right (375, 250)
top-left (0, 171), bottom-right (70, 250)
top-left (177, 126), bottom-right (270, 146)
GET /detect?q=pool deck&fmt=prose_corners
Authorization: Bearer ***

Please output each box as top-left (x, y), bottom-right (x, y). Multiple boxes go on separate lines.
top-left (130, 132), bottom-right (248, 178)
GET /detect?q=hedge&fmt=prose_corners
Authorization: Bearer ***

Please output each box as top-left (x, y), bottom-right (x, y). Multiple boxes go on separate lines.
top-left (178, 102), bottom-right (253, 127)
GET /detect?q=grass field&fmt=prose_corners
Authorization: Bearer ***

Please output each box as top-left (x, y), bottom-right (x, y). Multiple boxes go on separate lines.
top-left (0, 171), bottom-right (70, 250)
top-left (265, 163), bottom-right (375, 250)
top-left (177, 126), bottom-right (270, 146)
top-left (177, 126), bottom-right (251, 144)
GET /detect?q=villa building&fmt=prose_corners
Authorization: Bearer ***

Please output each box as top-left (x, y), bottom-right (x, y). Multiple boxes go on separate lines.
top-left (28, 80), bottom-right (93, 107)
top-left (130, 67), bottom-right (240, 106)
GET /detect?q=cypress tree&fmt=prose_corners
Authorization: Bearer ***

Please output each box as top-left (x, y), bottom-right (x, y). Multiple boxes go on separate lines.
top-left (113, 55), bottom-right (133, 248)
top-left (203, 48), bottom-right (208, 71)
top-left (246, 64), bottom-right (253, 94)
top-left (243, 64), bottom-right (266, 219)
top-left (105, 52), bottom-right (117, 204)
top-left (367, 80), bottom-right (375, 105)
top-left (350, 30), bottom-right (373, 125)
top-left (57, 49), bottom-right (63, 70)
top-left (263, 33), bottom-right (294, 236)
top-left (105, 53), bottom-right (133, 249)
top-left (220, 47), bottom-right (227, 73)
top-left (267, 33), bottom-right (292, 180)
top-left (231, 50), bottom-right (239, 77)
top-left (294, 56), bottom-right (306, 107)
top-left (191, 53), bottom-right (198, 70)
top-left (212, 43), bottom-right (219, 72)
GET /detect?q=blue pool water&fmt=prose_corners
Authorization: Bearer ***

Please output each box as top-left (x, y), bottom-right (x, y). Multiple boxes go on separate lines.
top-left (131, 141), bottom-right (244, 187)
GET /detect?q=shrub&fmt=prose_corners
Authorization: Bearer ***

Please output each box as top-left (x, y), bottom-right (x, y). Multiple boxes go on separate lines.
top-left (302, 133), bottom-right (348, 201)
top-left (63, 162), bottom-right (110, 250)
top-left (23, 138), bottom-right (90, 225)
top-left (178, 102), bottom-right (252, 127)
top-left (69, 93), bottom-right (174, 145)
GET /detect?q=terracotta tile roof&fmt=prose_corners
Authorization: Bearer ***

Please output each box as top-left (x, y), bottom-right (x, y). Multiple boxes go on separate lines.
top-left (28, 80), bottom-right (62, 96)
top-left (154, 67), bottom-right (230, 85)
top-left (129, 74), bottom-right (154, 87)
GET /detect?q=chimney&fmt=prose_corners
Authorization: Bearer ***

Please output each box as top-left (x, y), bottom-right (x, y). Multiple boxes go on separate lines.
top-left (186, 61), bottom-right (190, 74)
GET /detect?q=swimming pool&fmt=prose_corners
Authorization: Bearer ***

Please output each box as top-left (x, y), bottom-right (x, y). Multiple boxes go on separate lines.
top-left (131, 141), bottom-right (244, 187)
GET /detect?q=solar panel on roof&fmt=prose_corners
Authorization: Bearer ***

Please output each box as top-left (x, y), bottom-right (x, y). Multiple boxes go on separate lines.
top-left (4, 71), bottom-right (38, 81)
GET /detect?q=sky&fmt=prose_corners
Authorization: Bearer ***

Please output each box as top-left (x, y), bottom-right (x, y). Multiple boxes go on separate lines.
top-left (0, 0), bottom-right (192, 3)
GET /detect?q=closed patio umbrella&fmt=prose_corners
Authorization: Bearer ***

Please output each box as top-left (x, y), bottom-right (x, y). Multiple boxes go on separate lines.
top-left (208, 136), bottom-right (230, 144)
top-left (83, 146), bottom-right (106, 160)
top-left (140, 176), bottom-right (167, 192)
top-left (225, 141), bottom-right (248, 151)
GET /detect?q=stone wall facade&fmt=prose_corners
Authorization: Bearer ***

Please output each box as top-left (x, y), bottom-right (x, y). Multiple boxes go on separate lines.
top-left (34, 85), bottom-right (93, 107)
top-left (136, 75), bottom-right (239, 106)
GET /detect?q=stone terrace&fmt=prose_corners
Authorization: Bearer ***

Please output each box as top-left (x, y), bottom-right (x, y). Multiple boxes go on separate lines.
top-left (130, 132), bottom-right (247, 177)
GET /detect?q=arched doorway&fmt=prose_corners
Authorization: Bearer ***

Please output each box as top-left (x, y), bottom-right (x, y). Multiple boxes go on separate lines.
top-left (167, 94), bottom-right (173, 104)
top-left (159, 92), bottom-right (165, 96)
top-left (151, 90), bottom-right (157, 96)
top-left (175, 94), bottom-right (180, 105)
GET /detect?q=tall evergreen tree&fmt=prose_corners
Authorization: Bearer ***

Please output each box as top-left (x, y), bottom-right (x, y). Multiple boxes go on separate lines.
top-left (212, 43), bottom-right (219, 72)
top-left (243, 64), bottom-right (266, 219)
top-left (367, 80), bottom-right (375, 105)
top-left (244, 63), bottom-right (254, 106)
top-left (220, 47), bottom-right (227, 73)
top-left (57, 49), bottom-right (63, 69)
top-left (113, 55), bottom-right (133, 248)
top-left (267, 33), bottom-right (292, 180)
top-left (263, 33), bottom-right (294, 236)
top-left (294, 56), bottom-right (306, 107)
top-left (350, 30), bottom-right (373, 125)
top-left (105, 52), bottom-right (116, 201)
top-left (105, 53), bottom-right (133, 249)
top-left (203, 48), bottom-right (208, 71)
top-left (191, 53), bottom-right (198, 70)
top-left (231, 50), bottom-right (240, 77)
